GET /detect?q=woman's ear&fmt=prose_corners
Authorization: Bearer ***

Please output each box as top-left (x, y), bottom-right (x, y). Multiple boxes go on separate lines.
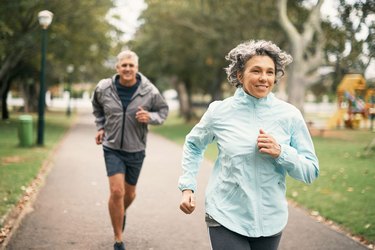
top-left (237, 71), bottom-right (243, 83)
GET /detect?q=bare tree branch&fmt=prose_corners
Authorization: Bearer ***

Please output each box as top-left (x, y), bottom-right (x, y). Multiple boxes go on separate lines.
top-left (302, 0), bottom-right (324, 46)
top-left (277, 0), bottom-right (300, 50)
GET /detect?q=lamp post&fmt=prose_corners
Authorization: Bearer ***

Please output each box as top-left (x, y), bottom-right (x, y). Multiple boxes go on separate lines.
top-left (37, 10), bottom-right (53, 146)
top-left (66, 64), bottom-right (74, 117)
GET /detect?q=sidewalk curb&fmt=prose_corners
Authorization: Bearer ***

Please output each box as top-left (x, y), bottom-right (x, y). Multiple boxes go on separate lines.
top-left (287, 200), bottom-right (373, 249)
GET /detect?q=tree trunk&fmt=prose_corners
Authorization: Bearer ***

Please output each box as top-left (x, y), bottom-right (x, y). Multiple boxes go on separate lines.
top-left (0, 52), bottom-right (25, 119)
top-left (1, 78), bottom-right (11, 120)
top-left (209, 69), bottom-right (224, 102)
top-left (173, 78), bottom-right (193, 121)
top-left (287, 66), bottom-right (306, 113)
top-left (20, 81), bottom-right (39, 113)
top-left (278, 0), bottom-right (325, 114)
top-left (286, 45), bottom-right (306, 112)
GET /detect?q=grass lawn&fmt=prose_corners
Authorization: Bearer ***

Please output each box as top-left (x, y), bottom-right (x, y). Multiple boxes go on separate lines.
top-left (0, 111), bottom-right (76, 226)
top-left (151, 112), bottom-right (375, 244)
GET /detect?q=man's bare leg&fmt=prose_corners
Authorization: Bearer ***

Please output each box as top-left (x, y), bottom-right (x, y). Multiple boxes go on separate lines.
top-left (108, 174), bottom-right (125, 242)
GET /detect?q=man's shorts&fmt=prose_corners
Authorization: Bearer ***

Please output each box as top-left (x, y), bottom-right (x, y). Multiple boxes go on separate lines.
top-left (103, 146), bottom-right (146, 185)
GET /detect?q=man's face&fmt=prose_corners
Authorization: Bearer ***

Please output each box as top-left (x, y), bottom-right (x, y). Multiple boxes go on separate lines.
top-left (116, 57), bottom-right (138, 86)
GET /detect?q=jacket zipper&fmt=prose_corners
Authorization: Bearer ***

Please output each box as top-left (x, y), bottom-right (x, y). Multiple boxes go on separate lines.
top-left (120, 106), bottom-right (127, 148)
top-left (120, 87), bottom-right (141, 149)
top-left (111, 80), bottom-right (126, 149)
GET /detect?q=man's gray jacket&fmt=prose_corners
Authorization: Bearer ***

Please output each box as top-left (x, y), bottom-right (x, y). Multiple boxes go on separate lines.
top-left (92, 73), bottom-right (169, 152)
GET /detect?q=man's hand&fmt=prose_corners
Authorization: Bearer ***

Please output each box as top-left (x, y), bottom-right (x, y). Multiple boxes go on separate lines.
top-left (135, 106), bottom-right (150, 123)
top-left (257, 129), bottom-right (281, 158)
top-left (179, 189), bottom-right (196, 214)
top-left (95, 129), bottom-right (105, 145)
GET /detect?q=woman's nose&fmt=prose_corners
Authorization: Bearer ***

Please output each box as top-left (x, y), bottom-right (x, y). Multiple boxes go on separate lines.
top-left (259, 72), bottom-right (267, 82)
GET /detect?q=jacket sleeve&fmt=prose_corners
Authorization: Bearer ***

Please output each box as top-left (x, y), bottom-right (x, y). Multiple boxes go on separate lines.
top-left (91, 83), bottom-right (106, 131)
top-left (148, 91), bottom-right (169, 125)
top-left (275, 112), bottom-right (319, 184)
top-left (178, 102), bottom-right (217, 192)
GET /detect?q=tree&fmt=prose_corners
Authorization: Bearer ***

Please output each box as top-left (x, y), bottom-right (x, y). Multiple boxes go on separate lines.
top-left (132, 0), bottom-right (285, 120)
top-left (332, 0), bottom-right (374, 84)
top-left (132, 0), bottom-right (371, 120)
top-left (0, 0), bottom-right (122, 119)
top-left (310, 0), bottom-right (374, 95)
top-left (277, 0), bottom-right (325, 113)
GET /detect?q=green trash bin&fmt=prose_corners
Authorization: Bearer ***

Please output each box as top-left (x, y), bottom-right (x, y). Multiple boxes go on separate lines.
top-left (18, 115), bottom-right (33, 147)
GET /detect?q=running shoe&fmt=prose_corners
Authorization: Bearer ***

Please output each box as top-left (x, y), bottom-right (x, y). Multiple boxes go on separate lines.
top-left (114, 241), bottom-right (125, 250)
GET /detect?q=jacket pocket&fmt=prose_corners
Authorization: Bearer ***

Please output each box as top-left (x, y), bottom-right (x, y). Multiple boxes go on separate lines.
top-left (214, 181), bottom-right (240, 207)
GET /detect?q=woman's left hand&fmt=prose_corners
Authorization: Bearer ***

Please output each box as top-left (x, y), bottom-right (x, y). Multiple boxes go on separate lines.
top-left (257, 129), bottom-right (281, 158)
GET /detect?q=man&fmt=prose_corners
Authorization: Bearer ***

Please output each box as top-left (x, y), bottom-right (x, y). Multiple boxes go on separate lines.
top-left (92, 50), bottom-right (169, 250)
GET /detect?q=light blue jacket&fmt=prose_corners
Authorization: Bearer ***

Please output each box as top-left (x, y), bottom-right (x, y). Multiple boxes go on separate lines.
top-left (178, 87), bottom-right (319, 237)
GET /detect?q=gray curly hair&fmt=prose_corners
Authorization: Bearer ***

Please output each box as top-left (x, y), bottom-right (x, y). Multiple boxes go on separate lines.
top-left (224, 40), bottom-right (293, 87)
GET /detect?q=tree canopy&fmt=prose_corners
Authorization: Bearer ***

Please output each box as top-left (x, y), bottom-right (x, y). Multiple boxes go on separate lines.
top-left (1, 0), bottom-right (373, 121)
top-left (130, 0), bottom-right (373, 119)
top-left (131, 0), bottom-right (291, 119)
top-left (0, 0), bottom-right (123, 118)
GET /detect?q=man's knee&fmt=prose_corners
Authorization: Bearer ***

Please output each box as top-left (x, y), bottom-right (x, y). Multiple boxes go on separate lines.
top-left (125, 189), bottom-right (136, 201)
top-left (110, 186), bottom-right (125, 200)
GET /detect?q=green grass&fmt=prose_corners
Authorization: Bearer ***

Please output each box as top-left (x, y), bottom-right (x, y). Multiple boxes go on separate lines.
top-left (152, 112), bottom-right (375, 243)
top-left (151, 113), bottom-right (219, 158)
top-left (0, 111), bottom-right (76, 226)
top-left (287, 133), bottom-right (375, 242)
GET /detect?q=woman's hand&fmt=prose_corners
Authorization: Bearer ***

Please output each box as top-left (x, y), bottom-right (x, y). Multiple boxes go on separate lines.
top-left (257, 129), bottom-right (281, 158)
top-left (180, 189), bottom-right (196, 214)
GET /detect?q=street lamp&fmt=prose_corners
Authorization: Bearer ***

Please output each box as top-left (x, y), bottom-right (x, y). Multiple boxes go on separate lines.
top-left (66, 64), bottom-right (74, 116)
top-left (37, 10), bottom-right (53, 146)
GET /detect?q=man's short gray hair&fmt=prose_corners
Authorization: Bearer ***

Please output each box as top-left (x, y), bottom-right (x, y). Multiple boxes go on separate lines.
top-left (116, 50), bottom-right (139, 66)
top-left (224, 40), bottom-right (293, 87)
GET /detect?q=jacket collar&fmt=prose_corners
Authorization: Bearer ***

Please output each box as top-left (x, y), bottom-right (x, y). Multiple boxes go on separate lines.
top-left (111, 72), bottom-right (152, 96)
top-left (234, 87), bottom-right (274, 107)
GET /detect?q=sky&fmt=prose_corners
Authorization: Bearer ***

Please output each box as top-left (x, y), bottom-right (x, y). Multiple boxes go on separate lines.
top-left (106, 0), bottom-right (147, 41)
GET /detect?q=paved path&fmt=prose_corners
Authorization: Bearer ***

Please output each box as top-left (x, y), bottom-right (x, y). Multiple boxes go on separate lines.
top-left (5, 111), bottom-right (368, 250)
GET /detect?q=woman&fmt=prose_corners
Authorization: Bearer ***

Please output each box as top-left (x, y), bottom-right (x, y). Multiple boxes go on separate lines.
top-left (178, 40), bottom-right (319, 250)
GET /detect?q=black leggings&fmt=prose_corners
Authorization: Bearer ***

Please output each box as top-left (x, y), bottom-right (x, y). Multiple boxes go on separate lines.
top-left (208, 225), bottom-right (282, 250)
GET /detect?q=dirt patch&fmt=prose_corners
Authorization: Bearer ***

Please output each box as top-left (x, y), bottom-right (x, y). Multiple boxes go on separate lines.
top-left (309, 128), bottom-right (372, 141)
top-left (309, 129), bottom-right (348, 139)
top-left (1, 156), bottom-right (24, 166)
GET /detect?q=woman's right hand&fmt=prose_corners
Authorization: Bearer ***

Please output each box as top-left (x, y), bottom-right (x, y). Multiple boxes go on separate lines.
top-left (180, 189), bottom-right (196, 214)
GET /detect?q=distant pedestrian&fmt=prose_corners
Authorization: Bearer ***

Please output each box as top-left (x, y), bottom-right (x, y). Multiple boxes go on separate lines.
top-left (92, 50), bottom-right (169, 250)
top-left (178, 40), bottom-right (319, 250)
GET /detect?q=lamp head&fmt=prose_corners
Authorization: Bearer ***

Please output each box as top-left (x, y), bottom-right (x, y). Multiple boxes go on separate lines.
top-left (38, 10), bottom-right (53, 29)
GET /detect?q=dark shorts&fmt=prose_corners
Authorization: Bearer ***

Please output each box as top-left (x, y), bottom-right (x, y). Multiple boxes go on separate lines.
top-left (103, 146), bottom-right (145, 185)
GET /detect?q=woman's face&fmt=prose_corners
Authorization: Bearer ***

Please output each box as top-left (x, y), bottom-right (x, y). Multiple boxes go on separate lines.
top-left (237, 55), bottom-right (276, 98)
top-left (116, 57), bottom-right (138, 86)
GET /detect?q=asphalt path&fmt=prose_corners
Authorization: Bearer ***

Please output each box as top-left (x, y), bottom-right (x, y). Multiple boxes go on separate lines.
top-left (5, 111), bottom-right (368, 250)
